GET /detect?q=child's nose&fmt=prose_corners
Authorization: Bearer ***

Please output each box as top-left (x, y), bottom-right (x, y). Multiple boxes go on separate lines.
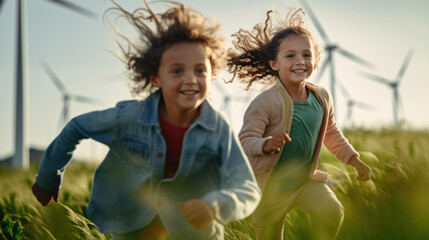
top-left (183, 72), bottom-right (197, 84)
top-left (296, 56), bottom-right (305, 64)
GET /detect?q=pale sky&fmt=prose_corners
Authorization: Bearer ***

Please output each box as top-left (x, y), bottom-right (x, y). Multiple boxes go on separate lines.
top-left (1, 0), bottom-right (428, 160)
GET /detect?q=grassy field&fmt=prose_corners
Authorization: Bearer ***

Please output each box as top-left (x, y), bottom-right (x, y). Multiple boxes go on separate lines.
top-left (1, 129), bottom-right (429, 239)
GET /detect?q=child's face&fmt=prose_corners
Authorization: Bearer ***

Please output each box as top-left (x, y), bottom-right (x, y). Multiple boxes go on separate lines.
top-left (152, 42), bottom-right (212, 115)
top-left (269, 34), bottom-right (315, 86)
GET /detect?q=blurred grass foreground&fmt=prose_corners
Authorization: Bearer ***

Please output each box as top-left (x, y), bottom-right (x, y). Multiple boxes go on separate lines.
top-left (1, 129), bottom-right (429, 240)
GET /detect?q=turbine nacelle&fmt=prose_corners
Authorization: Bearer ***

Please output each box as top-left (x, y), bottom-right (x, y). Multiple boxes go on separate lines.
top-left (299, 0), bottom-right (374, 119)
top-left (359, 48), bottom-right (414, 126)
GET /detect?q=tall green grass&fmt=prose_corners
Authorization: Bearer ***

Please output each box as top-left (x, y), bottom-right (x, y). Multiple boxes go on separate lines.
top-left (1, 129), bottom-right (428, 239)
top-left (0, 162), bottom-right (109, 240)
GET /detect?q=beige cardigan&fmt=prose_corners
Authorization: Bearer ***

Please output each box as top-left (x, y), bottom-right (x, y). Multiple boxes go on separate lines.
top-left (239, 80), bottom-right (358, 191)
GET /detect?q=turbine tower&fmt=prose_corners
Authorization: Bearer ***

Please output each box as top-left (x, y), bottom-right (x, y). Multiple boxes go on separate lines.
top-left (41, 62), bottom-right (104, 128)
top-left (298, 0), bottom-right (374, 112)
top-left (0, 0), bottom-right (96, 169)
top-left (360, 48), bottom-right (414, 126)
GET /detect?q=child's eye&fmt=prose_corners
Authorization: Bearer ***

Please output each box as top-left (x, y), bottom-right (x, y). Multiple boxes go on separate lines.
top-left (195, 68), bottom-right (207, 75)
top-left (286, 55), bottom-right (294, 58)
top-left (172, 69), bottom-right (183, 75)
top-left (304, 54), bottom-right (312, 58)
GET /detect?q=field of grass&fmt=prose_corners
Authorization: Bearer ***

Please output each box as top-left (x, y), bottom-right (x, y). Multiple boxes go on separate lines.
top-left (1, 129), bottom-right (429, 239)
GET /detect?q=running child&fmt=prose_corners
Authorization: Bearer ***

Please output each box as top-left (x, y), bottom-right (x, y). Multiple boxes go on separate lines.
top-left (32, 1), bottom-right (260, 239)
top-left (227, 8), bottom-right (371, 240)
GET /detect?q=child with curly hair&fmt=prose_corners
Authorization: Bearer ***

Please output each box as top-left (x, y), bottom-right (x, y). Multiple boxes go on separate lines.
top-left (227, 8), bottom-right (371, 240)
top-left (32, 1), bottom-right (260, 239)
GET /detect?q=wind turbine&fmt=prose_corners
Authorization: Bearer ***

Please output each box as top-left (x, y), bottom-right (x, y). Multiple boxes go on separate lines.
top-left (360, 48), bottom-right (414, 126)
top-left (337, 81), bottom-right (374, 126)
top-left (41, 62), bottom-right (104, 128)
top-left (0, 0), bottom-right (96, 169)
top-left (212, 81), bottom-right (251, 121)
top-left (298, 0), bottom-right (374, 113)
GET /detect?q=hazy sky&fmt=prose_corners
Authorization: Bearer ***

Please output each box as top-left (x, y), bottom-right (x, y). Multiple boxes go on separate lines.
top-left (1, 0), bottom-right (428, 160)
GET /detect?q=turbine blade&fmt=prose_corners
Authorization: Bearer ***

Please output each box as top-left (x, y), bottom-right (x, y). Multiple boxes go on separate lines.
top-left (45, 0), bottom-right (97, 19)
top-left (337, 81), bottom-right (350, 99)
top-left (396, 48), bottom-right (414, 82)
top-left (359, 71), bottom-right (392, 86)
top-left (355, 101), bottom-right (375, 111)
top-left (40, 61), bottom-right (68, 94)
top-left (298, 0), bottom-right (330, 43)
top-left (72, 94), bottom-right (104, 105)
top-left (0, 0), bottom-right (5, 15)
top-left (337, 47), bottom-right (375, 69)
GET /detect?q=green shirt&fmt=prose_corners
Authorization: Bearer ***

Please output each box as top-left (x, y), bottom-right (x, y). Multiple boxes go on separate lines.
top-left (265, 89), bottom-right (324, 193)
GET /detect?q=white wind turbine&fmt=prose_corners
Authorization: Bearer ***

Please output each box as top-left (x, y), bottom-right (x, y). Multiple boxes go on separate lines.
top-left (298, 0), bottom-right (375, 113)
top-left (337, 81), bottom-right (375, 126)
top-left (360, 48), bottom-right (414, 127)
top-left (0, 0), bottom-right (96, 169)
top-left (41, 62), bottom-right (104, 128)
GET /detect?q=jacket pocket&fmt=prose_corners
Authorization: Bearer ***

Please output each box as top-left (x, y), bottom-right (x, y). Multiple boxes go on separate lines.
top-left (193, 146), bottom-right (221, 171)
top-left (123, 139), bottom-right (150, 172)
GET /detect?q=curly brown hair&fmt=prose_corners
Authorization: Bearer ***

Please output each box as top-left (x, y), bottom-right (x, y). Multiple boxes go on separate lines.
top-left (227, 8), bottom-right (320, 90)
top-left (106, 0), bottom-right (225, 97)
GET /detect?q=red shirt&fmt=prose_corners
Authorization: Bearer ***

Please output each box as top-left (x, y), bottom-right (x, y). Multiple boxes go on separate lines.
top-left (159, 113), bottom-right (188, 178)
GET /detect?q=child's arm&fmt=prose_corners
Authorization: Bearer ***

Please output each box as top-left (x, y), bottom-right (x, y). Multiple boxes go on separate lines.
top-left (33, 107), bottom-right (117, 205)
top-left (31, 182), bottom-right (58, 206)
top-left (179, 199), bottom-right (214, 230)
top-left (321, 88), bottom-right (372, 181)
top-left (263, 132), bottom-right (291, 153)
top-left (239, 94), bottom-right (278, 157)
top-left (348, 155), bottom-right (372, 181)
top-left (200, 126), bottom-right (261, 225)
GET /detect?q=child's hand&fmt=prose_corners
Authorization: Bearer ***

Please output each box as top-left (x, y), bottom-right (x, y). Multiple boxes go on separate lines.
top-left (349, 156), bottom-right (372, 181)
top-left (179, 199), bottom-right (214, 230)
top-left (31, 183), bottom-right (59, 206)
top-left (263, 132), bottom-right (291, 153)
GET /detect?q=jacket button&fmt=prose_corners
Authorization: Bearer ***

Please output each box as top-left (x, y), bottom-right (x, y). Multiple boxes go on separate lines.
top-left (157, 152), bottom-right (163, 158)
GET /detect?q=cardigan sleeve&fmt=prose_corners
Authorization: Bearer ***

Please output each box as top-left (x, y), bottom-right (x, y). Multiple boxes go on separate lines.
top-left (322, 88), bottom-right (359, 164)
top-left (238, 93), bottom-right (273, 157)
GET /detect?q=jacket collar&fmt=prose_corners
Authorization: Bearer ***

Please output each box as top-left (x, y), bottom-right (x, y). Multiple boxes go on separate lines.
top-left (138, 90), bottom-right (217, 131)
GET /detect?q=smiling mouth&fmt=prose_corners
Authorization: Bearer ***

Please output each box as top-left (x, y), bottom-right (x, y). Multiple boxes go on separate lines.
top-left (292, 69), bottom-right (306, 73)
top-left (180, 90), bottom-right (199, 95)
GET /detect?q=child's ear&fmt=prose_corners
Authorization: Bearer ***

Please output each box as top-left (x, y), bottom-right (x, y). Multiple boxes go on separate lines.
top-left (269, 60), bottom-right (278, 71)
top-left (151, 76), bottom-right (161, 88)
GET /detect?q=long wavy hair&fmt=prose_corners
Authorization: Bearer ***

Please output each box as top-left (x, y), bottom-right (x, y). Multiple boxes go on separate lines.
top-left (227, 8), bottom-right (321, 90)
top-left (105, 0), bottom-right (225, 97)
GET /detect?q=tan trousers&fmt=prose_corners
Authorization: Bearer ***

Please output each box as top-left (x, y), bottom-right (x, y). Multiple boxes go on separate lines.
top-left (112, 216), bottom-right (169, 240)
top-left (252, 180), bottom-right (344, 240)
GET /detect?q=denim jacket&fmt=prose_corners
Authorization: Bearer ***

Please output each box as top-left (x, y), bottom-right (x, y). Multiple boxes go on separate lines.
top-left (36, 90), bottom-right (261, 239)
